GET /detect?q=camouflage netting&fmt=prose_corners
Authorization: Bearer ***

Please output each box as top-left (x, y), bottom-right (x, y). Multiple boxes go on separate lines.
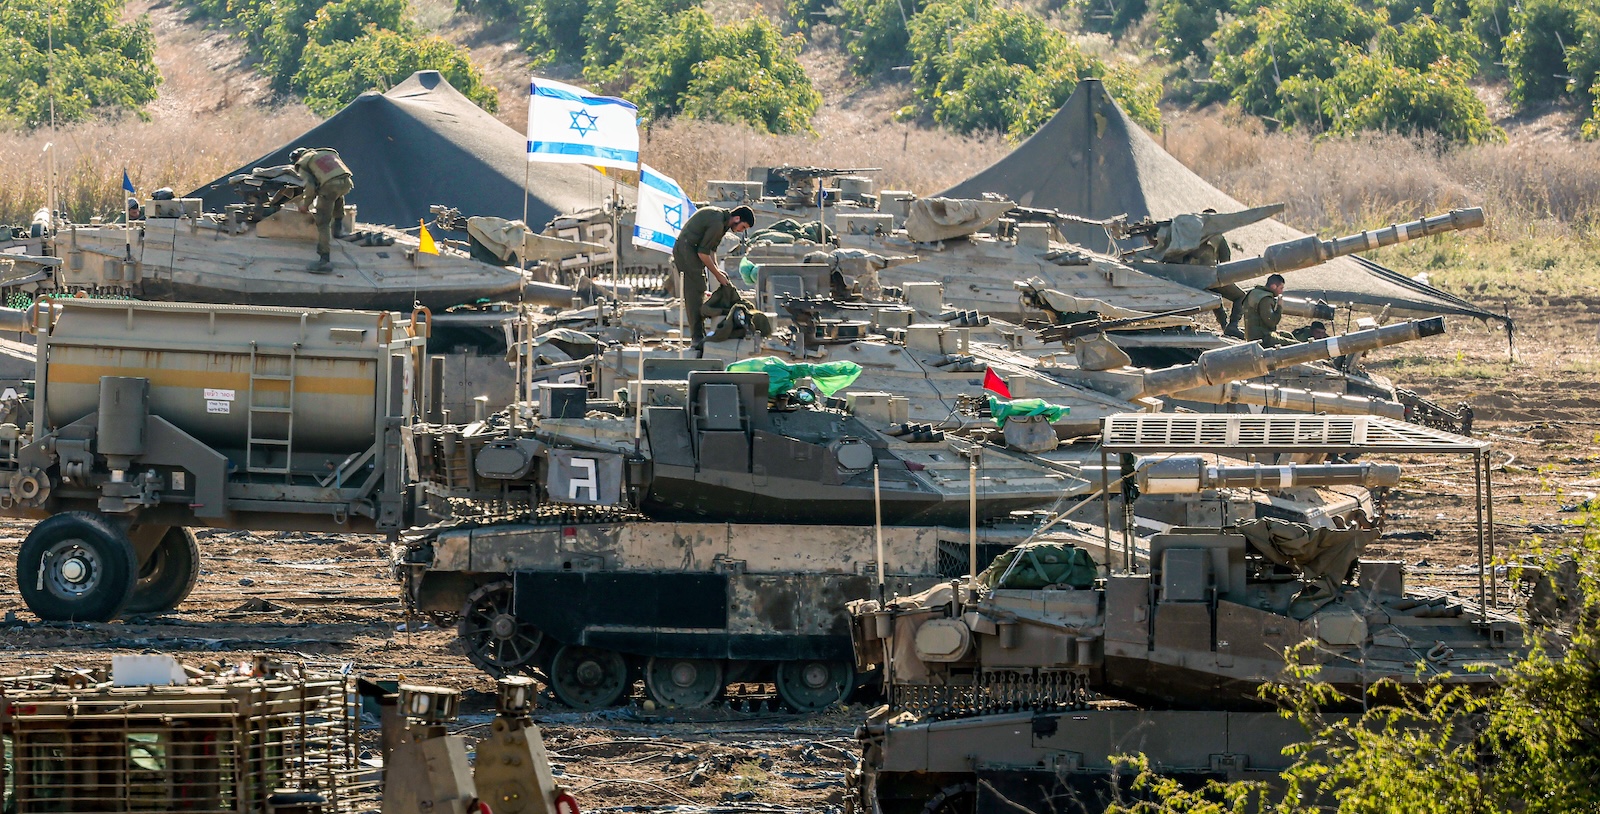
top-left (940, 79), bottom-right (1503, 323)
top-left (190, 71), bottom-right (620, 230)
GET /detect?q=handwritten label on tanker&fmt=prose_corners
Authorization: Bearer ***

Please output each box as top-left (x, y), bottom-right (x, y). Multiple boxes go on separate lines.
top-left (205, 388), bottom-right (236, 402)
top-left (206, 400), bottom-right (231, 414)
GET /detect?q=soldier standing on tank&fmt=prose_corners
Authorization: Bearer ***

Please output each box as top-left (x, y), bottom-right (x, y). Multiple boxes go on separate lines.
top-left (673, 205), bottom-right (754, 356)
top-left (1236, 273), bottom-right (1288, 346)
top-left (290, 147), bottom-right (355, 273)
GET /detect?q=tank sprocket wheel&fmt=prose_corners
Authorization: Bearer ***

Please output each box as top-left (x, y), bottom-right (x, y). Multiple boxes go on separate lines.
top-left (549, 645), bottom-right (631, 711)
top-left (125, 526), bottom-right (201, 615)
top-left (457, 580), bottom-right (544, 677)
top-left (643, 657), bottom-right (724, 709)
top-left (920, 782), bottom-right (977, 814)
top-left (775, 659), bottom-right (854, 713)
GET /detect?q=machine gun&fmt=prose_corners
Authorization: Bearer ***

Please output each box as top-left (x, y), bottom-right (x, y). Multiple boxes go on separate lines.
top-left (767, 166), bottom-right (883, 206)
top-left (226, 164), bottom-right (306, 223)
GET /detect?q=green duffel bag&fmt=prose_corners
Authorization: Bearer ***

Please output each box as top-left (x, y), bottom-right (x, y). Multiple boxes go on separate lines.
top-left (978, 542), bottom-right (1098, 590)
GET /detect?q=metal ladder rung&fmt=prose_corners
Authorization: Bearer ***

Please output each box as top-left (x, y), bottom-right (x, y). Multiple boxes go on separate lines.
top-left (249, 438), bottom-right (291, 446)
top-left (250, 406), bottom-right (294, 414)
top-left (252, 374), bottom-right (294, 382)
top-left (250, 466), bottom-right (292, 474)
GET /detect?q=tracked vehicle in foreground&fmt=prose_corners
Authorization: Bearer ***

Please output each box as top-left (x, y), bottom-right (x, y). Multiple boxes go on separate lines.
top-left (847, 413), bottom-right (1519, 814)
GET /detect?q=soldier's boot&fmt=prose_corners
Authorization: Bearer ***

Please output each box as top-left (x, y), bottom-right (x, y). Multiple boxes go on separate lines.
top-left (308, 252), bottom-right (332, 273)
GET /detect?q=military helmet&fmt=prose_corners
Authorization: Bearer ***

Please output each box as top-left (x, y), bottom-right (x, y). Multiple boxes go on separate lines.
top-left (289, 147), bottom-right (310, 162)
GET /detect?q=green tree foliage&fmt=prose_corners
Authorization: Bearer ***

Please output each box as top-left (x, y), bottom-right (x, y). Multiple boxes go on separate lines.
top-left (0, 0), bottom-right (161, 126)
top-left (630, 10), bottom-right (820, 133)
top-left (297, 25), bottom-right (499, 115)
top-left (835, 0), bottom-right (925, 75)
top-left (581, 0), bottom-right (697, 89)
top-left (179, 0), bottom-right (498, 113)
top-left (1575, 10), bottom-right (1600, 138)
top-left (900, 0), bottom-right (1160, 138)
top-left (1109, 521), bottom-right (1600, 814)
top-left (1155, 0), bottom-right (1234, 64)
top-left (521, 0), bottom-right (589, 65)
top-left (1503, 0), bottom-right (1582, 106)
top-left (1210, 0), bottom-right (1498, 142)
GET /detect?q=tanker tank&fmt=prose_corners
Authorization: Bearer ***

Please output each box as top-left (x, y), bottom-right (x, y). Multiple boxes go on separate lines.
top-left (0, 297), bottom-right (425, 623)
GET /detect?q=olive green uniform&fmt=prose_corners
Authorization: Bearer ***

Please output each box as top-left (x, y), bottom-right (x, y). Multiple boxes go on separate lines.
top-left (1239, 284), bottom-right (1284, 346)
top-left (294, 148), bottom-right (354, 267)
top-left (672, 206), bottom-right (732, 347)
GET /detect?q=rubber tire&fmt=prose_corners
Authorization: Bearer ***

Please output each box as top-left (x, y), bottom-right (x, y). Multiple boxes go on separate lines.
top-left (125, 527), bottom-right (201, 614)
top-left (18, 512), bottom-right (139, 622)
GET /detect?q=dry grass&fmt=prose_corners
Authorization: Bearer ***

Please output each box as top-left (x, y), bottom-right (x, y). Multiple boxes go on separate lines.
top-left (0, 106), bottom-right (318, 225)
top-left (643, 117), bottom-right (1009, 204)
top-left (1163, 107), bottom-right (1600, 240)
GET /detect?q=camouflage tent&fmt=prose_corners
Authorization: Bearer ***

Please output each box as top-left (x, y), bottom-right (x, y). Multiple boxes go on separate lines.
top-left (940, 79), bottom-right (1503, 323)
top-left (191, 71), bottom-right (622, 230)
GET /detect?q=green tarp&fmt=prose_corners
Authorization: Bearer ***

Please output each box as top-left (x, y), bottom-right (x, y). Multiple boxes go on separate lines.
top-left (726, 356), bottom-right (863, 397)
top-left (988, 396), bottom-right (1070, 427)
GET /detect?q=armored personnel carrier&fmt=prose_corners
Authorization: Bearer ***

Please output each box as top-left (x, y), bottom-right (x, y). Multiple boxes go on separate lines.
top-left (846, 413), bottom-right (1518, 814)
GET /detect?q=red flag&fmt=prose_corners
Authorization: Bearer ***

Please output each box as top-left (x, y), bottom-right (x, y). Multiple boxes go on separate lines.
top-left (982, 368), bottom-right (1011, 399)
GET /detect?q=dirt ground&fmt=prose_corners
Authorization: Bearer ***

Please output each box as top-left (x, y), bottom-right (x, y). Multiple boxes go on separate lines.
top-left (0, 302), bottom-right (1593, 812)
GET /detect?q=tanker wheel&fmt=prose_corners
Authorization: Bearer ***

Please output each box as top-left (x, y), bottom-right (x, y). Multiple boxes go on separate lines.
top-left (775, 659), bottom-right (854, 713)
top-left (17, 512), bottom-right (139, 622)
top-left (549, 645), bottom-right (630, 710)
top-left (643, 657), bottom-right (724, 709)
top-left (458, 581), bottom-right (544, 677)
top-left (921, 782), bottom-right (976, 814)
top-left (125, 527), bottom-right (201, 615)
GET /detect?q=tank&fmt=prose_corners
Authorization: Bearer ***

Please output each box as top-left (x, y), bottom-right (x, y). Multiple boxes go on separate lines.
top-left (846, 444), bottom-right (1523, 814)
top-left (3, 171), bottom-right (606, 312)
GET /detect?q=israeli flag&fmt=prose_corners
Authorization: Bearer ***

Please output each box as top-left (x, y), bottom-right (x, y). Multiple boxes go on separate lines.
top-left (631, 164), bottom-right (694, 255)
top-left (527, 78), bottom-right (639, 170)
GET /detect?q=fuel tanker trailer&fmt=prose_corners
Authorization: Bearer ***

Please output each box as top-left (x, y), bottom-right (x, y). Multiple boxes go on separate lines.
top-left (0, 297), bottom-right (426, 622)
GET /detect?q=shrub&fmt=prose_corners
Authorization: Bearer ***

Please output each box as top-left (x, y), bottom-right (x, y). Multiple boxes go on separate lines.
top-left (1210, 0), bottom-right (1381, 120)
top-left (520, 0), bottom-right (590, 65)
top-left (907, 0), bottom-right (1161, 138)
top-left (1306, 51), bottom-right (1502, 142)
top-left (1503, 0), bottom-right (1582, 106)
top-left (836, 0), bottom-right (925, 75)
top-left (297, 25), bottom-right (499, 115)
top-left (0, 0), bottom-right (161, 126)
top-left (1155, 0), bottom-right (1234, 63)
top-left (581, 0), bottom-right (696, 89)
top-left (630, 10), bottom-right (820, 133)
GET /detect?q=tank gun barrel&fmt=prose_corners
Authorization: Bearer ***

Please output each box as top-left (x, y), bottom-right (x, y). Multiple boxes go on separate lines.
top-left (1173, 381), bottom-right (1408, 419)
top-left (1138, 456), bottom-right (1401, 493)
top-left (1214, 208), bottom-right (1485, 287)
top-left (1137, 317), bottom-right (1445, 398)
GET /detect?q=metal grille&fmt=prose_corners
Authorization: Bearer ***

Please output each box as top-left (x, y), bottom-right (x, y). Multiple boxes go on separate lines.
top-left (893, 669), bottom-right (1094, 720)
top-left (1101, 413), bottom-right (1488, 454)
top-left (0, 671), bottom-right (381, 814)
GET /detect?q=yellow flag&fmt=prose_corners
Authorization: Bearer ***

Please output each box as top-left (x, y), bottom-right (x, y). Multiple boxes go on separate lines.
top-left (418, 219), bottom-right (439, 255)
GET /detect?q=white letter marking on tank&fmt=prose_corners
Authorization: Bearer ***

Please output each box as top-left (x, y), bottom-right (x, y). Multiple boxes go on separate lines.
top-left (568, 457), bottom-right (599, 502)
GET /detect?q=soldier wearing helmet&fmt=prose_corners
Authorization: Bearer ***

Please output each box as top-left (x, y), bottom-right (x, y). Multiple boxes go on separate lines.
top-left (289, 146), bottom-right (354, 272)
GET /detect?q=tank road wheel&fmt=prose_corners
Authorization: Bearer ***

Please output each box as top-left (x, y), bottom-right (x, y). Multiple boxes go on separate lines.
top-left (549, 645), bottom-right (630, 710)
top-left (921, 782), bottom-right (977, 814)
top-left (775, 660), bottom-right (855, 713)
top-left (18, 512), bottom-right (139, 622)
top-left (458, 580), bottom-right (545, 677)
top-left (643, 657), bottom-right (725, 709)
top-left (125, 527), bottom-right (201, 615)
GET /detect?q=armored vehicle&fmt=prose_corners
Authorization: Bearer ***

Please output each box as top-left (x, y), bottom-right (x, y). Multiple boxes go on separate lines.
top-left (847, 413), bottom-right (1518, 814)
top-left (1, 173), bottom-right (606, 312)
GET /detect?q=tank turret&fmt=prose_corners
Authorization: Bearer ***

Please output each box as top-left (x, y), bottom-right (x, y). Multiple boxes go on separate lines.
top-left (848, 456), bottom-right (1523, 716)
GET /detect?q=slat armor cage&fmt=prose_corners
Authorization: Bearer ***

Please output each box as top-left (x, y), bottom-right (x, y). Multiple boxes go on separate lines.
top-left (0, 668), bottom-right (380, 813)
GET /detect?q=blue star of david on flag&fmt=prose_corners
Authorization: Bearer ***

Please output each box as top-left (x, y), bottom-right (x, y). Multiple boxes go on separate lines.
top-left (569, 110), bottom-right (600, 137)
top-left (633, 163), bottom-right (695, 255)
top-left (527, 78), bottom-right (639, 169)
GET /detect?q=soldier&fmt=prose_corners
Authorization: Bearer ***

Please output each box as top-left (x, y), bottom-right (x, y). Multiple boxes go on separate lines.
top-left (1291, 321), bottom-right (1330, 342)
top-left (289, 147), bottom-right (355, 272)
top-left (1236, 273), bottom-right (1287, 346)
top-left (673, 205), bottom-right (754, 355)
